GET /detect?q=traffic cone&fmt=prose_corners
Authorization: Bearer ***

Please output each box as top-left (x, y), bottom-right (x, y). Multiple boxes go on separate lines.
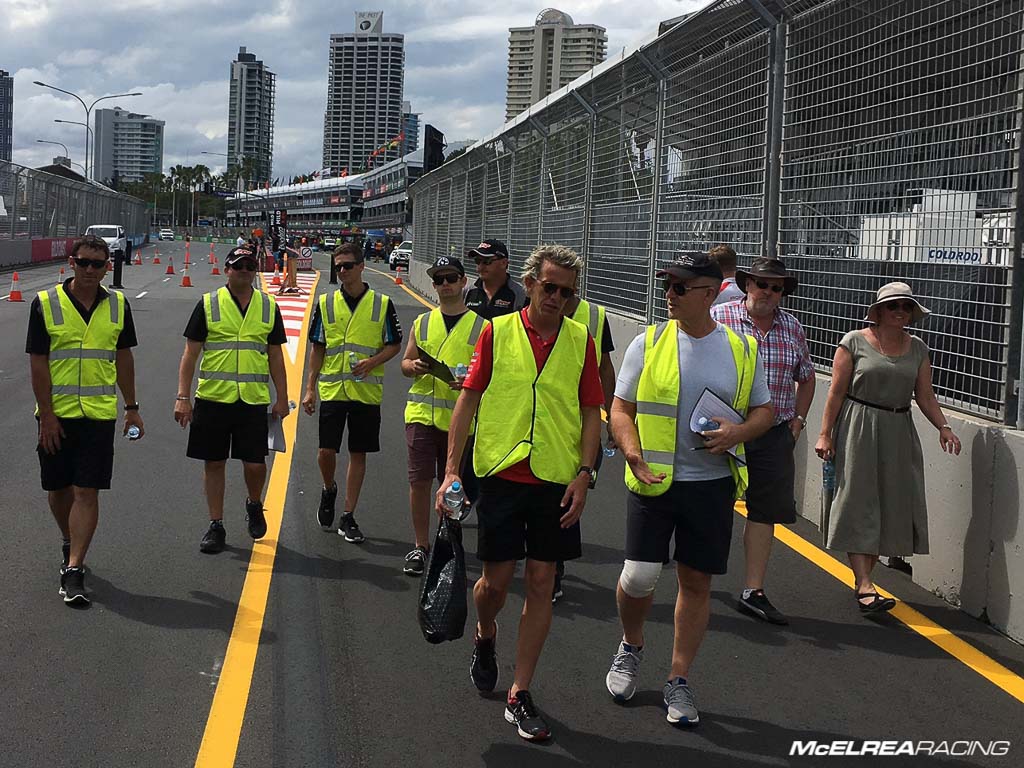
top-left (185, 245), bottom-right (191, 267)
top-left (165, 258), bottom-right (175, 275)
top-left (153, 250), bottom-right (161, 265)
top-left (271, 264), bottom-right (281, 286)
top-left (58, 265), bottom-right (66, 283)
top-left (394, 264), bottom-right (403, 286)
top-left (181, 263), bottom-right (193, 288)
top-left (211, 261), bottom-right (221, 276)
top-left (8, 271), bottom-right (24, 302)
top-left (209, 244), bottom-right (215, 264)
top-left (134, 251), bottom-right (142, 265)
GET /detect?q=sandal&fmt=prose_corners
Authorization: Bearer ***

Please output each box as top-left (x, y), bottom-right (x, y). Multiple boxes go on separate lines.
top-left (857, 592), bottom-right (896, 614)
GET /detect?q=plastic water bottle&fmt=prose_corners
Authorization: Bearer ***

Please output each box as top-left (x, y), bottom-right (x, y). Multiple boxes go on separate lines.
top-left (349, 351), bottom-right (364, 382)
top-left (443, 481), bottom-right (466, 518)
top-left (126, 425), bottom-right (141, 441)
top-left (602, 439), bottom-right (617, 458)
top-left (822, 460), bottom-right (836, 492)
top-left (455, 363), bottom-right (469, 379)
top-left (698, 416), bottom-right (720, 431)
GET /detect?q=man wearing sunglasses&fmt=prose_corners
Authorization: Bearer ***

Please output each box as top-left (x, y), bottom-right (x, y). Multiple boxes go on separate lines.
top-left (399, 256), bottom-right (485, 576)
top-left (27, 235), bottom-right (143, 607)
top-left (303, 243), bottom-right (402, 543)
top-left (605, 251), bottom-right (772, 727)
top-left (463, 239), bottom-right (528, 320)
top-left (712, 257), bottom-right (814, 626)
top-left (436, 244), bottom-right (602, 742)
top-left (175, 246), bottom-right (290, 555)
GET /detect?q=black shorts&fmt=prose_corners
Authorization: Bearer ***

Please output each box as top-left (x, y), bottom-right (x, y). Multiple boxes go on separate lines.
top-left (475, 476), bottom-right (582, 563)
top-left (186, 398), bottom-right (269, 463)
top-left (744, 423), bottom-right (798, 525)
top-left (625, 477), bottom-right (736, 575)
top-left (38, 418), bottom-right (116, 491)
top-left (319, 400), bottom-right (381, 454)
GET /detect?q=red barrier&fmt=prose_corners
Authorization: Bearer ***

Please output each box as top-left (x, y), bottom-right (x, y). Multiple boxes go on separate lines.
top-left (31, 238), bottom-right (76, 263)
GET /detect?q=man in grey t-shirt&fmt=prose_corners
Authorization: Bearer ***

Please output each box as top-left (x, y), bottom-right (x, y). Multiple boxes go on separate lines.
top-left (604, 251), bottom-right (772, 728)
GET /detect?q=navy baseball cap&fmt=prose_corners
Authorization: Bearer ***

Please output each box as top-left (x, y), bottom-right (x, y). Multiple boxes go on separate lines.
top-left (426, 255), bottom-right (466, 277)
top-left (466, 239), bottom-right (509, 260)
top-left (225, 246), bottom-right (259, 268)
top-left (656, 251), bottom-right (723, 282)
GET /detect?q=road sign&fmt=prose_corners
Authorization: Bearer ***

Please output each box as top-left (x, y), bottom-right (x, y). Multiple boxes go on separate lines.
top-left (300, 247), bottom-right (312, 259)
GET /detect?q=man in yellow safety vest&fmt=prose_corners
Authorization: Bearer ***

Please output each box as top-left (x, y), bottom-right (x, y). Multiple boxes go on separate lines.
top-left (604, 251), bottom-right (773, 728)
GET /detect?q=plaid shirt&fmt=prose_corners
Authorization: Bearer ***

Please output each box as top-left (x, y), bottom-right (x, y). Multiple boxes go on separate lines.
top-left (711, 300), bottom-right (814, 425)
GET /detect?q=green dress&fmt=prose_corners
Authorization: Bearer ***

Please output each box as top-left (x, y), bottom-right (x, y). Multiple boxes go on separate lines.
top-left (823, 330), bottom-right (929, 556)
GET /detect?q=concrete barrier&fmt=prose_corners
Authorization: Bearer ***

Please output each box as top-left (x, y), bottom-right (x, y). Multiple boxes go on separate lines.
top-left (0, 240), bottom-right (32, 268)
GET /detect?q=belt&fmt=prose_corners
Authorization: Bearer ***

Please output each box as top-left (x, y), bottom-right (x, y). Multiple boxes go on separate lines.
top-left (846, 394), bottom-right (910, 414)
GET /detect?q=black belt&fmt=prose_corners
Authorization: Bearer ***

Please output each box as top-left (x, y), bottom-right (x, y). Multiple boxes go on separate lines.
top-left (846, 394), bottom-right (910, 414)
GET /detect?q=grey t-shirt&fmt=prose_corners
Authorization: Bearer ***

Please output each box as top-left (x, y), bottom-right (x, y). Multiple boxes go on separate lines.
top-left (615, 323), bottom-right (770, 481)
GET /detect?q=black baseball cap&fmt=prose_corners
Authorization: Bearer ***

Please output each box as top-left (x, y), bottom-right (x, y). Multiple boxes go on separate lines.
top-left (466, 239), bottom-right (508, 260)
top-left (656, 251), bottom-right (723, 282)
top-left (426, 255), bottom-right (466, 277)
top-left (225, 246), bottom-right (259, 268)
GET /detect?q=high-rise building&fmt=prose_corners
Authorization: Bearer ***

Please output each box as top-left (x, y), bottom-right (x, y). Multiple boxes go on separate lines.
top-left (227, 46), bottom-right (275, 184)
top-left (401, 101), bottom-right (420, 156)
top-left (322, 11), bottom-right (405, 176)
top-left (93, 107), bottom-right (165, 184)
top-left (505, 9), bottom-right (607, 121)
top-left (0, 69), bottom-right (12, 162)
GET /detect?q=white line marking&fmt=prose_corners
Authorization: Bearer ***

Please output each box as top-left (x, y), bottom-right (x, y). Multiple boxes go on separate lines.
top-left (163, 278), bottom-right (171, 282)
top-left (135, 291), bottom-right (148, 298)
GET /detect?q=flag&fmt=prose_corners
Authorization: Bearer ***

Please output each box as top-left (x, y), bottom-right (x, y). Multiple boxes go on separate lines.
top-left (340, 168), bottom-right (348, 178)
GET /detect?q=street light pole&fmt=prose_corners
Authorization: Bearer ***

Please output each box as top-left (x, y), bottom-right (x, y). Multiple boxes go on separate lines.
top-left (34, 81), bottom-right (142, 179)
top-left (36, 139), bottom-right (70, 162)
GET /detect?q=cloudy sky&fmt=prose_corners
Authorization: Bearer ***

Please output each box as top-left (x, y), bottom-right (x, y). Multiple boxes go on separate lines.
top-left (4, 0), bottom-right (703, 179)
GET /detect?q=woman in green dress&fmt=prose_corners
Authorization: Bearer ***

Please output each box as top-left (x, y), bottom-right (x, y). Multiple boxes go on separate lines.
top-left (815, 282), bottom-right (962, 614)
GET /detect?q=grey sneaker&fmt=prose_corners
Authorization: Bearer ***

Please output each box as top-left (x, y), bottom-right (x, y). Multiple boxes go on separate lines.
top-left (663, 677), bottom-right (699, 726)
top-left (606, 641), bottom-right (643, 701)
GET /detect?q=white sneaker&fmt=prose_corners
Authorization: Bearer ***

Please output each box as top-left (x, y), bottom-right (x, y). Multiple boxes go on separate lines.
top-left (605, 641), bottom-right (643, 701)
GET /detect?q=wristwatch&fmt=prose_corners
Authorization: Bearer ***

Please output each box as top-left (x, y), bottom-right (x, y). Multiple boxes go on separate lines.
top-left (124, 403), bottom-right (139, 411)
top-left (578, 465), bottom-right (596, 489)
top-left (795, 415), bottom-right (807, 428)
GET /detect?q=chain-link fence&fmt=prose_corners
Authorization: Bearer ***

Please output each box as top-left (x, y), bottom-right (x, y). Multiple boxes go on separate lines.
top-left (410, 0), bottom-right (1024, 425)
top-left (0, 159), bottom-right (147, 242)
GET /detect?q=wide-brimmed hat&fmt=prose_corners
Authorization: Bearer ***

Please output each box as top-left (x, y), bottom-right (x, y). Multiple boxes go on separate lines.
top-left (865, 281), bottom-right (931, 323)
top-left (735, 257), bottom-right (798, 296)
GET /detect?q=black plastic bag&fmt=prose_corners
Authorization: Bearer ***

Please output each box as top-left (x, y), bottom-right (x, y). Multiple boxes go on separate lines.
top-left (417, 515), bottom-right (468, 644)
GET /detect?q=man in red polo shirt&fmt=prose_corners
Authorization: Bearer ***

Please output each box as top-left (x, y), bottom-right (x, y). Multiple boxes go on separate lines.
top-left (437, 244), bottom-right (603, 742)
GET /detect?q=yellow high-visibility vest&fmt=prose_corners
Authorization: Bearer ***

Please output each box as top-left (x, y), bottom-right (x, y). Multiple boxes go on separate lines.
top-left (197, 286), bottom-right (275, 405)
top-left (318, 289), bottom-right (390, 404)
top-left (571, 299), bottom-right (606, 364)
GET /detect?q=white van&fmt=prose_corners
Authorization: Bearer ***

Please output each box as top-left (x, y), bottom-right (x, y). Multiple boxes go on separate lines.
top-left (85, 225), bottom-right (127, 260)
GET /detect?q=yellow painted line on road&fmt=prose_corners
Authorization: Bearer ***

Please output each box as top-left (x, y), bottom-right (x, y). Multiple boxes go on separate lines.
top-left (194, 272), bottom-right (320, 768)
top-left (735, 501), bottom-right (1024, 704)
top-left (364, 264), bottom-right (434, 309)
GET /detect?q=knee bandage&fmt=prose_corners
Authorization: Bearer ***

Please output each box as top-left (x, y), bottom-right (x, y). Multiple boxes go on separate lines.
top-left (618, 560), bottom-right (662, 598)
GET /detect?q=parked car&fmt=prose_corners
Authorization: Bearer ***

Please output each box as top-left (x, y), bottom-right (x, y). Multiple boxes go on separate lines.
top-left (390, 240), bottom-right (412, 271)
top-left (158, 229), bottom-right (175, 241)
top-left (323, 237), bottom-right (337, 250)
top-left (85, 224), bottom-right (127, 260)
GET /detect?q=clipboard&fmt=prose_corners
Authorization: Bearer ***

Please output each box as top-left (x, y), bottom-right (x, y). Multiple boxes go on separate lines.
top-left (415, 345), bottom-right (455, 384)
top-left (688, 387), bottom-right (746, 465)
top-left (268, 413), bottom-right (287, 453)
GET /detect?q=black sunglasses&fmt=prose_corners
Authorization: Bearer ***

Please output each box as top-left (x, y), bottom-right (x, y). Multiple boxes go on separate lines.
top-left (73, 257), bottom-right (108, 270)
top-left (539, 280), bottom-right (575, 299)
top-left (753, 279), bottom-right (784, 294)
top-left (473, 255), bottom-right (504, 265)
top-left (229, 260), bottom-right (257, 271)
top-left (664, 280), bottom-right (716, 296)
top-left (335, 261), bottom-right (361, 271)
top-left (432, 273), bottom-right (462, 285)
top-left (883, 300), bottom-right (915, 312)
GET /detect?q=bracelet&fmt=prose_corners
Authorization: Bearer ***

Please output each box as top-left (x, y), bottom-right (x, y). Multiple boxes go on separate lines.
top-left (939, 424), bottom-right (952, 431)
top-left (175, 396), bottom-right (190, 401)
top-left (124, 403), bottom-right (139, 411)
top-left (795, 415), bottom-right (807, 427)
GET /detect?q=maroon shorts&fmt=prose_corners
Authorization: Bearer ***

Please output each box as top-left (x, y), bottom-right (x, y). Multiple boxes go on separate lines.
top-left (405, 422), bottom-right (448, 483)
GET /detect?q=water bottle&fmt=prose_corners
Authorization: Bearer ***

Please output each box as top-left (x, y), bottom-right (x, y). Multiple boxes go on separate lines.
top-left (698, 416), bottom-right (720, 432)
top-left (126, 425), bottom-right (141, 441)
top-left (822, 460), bottom-right (836, 492)
top-left (455, 363), bottom-right (469, 379)
top-left (348, 351), bottom-right (364, 382)
top-left (602, 439), bottom-right (617, 458)
top-left (443, 481), bottom-right (466, 519)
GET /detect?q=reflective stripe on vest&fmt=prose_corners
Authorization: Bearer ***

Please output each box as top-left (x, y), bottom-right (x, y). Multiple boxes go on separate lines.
top-left (473, 313), bottom-right (588, 484)
top-left (404, 309), bottom-right (485, 432)
top-left (38, 286), bottom-right (124, 420)
top-left (197, 287), bottom-right (275, 404)
top-left (624, 321), bottom-right (757, 498)
top-left (318, 289), bottom-right (389, 404)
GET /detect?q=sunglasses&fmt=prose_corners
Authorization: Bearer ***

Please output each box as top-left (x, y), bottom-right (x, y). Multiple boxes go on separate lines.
top-left (73, 257), bottom-right (108, 270)
top-left (664, 280), bottom-right (716, 296)
top-left (229, 261), bottom-right (257, 271)
top-left (753, 279), bottom-right (784, 294)
top-left (335, 261), bottom-right (361, 271)
top-left (432, 273), bottom-right (462, 285)
top-left (883, 300), bottom-right (915, 312)
top-left (474, 256), bottom-right (504, 265)
top-left (539, 280), bottom-right (575, 299)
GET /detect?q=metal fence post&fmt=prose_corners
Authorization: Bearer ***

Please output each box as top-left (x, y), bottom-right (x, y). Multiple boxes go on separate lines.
top-left (506, 149), bottom-right (515, 247)
top-left (763, 19), bottom-right (787, 258)
top-left (571, 90), bottom-right (597, 299)
top-left (644, 76), bottom-right (668, 324)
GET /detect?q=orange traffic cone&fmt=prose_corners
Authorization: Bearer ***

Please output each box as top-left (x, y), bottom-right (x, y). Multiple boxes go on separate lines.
top-left (271, 264), bottom-right (281, 286)
top-left (165, 258), bottom-right (175, 275)
top-left (8, 271), bottom-right (24, 301)
top-left (394, 264), bottom-right (403, 286)
top-left (134, 251), bottom-right (142, 265)
top-left (209, 244), bottom-right (215, 264)
top-left (153, 250), bottom-right (161, 265)
top-left (181, 263), bottom-right (193, 288)
top-left (58, 266), bottom-right (66, 283)
top-left (211, 262), bottom-right (221, 276)
top-left (185, 245), bottom-right (191, 266)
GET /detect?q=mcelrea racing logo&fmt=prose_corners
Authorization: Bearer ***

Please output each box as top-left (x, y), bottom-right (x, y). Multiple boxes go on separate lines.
top-left (790, 740), bottom-right (1010, 757)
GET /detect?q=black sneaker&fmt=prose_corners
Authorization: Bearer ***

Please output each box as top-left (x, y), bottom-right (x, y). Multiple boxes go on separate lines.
top-left (403, 546), bottom-right (427, 576)
top-left (552, 561), bottom-right (565, 604)
top-left (59, 566), bottom-right (90, 607)
top-left (470, 623), bottom-right (499, 692)
top-left (317, 484), bottom-right (338, 530)
top-left (736, 589), bottom-right (789, 626)
top-left (61, 541), bottom-right (71, 569)
top-left (246, 498), bottom-right (267, 540)
top-left (504, 690), bottom-right (551, 741)
top-left (337, 512), bottom-right (364, 543)
top-left (200, 521), bottom-right (226, 554)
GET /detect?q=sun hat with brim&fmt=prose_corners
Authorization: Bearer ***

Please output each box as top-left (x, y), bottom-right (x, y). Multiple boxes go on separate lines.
top-left (735, 257), bottom-right (798, 296)
top-left (865, 281), bottom-right (931, 323)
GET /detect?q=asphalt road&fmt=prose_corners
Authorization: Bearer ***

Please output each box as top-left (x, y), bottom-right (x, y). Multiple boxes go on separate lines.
top-left (1, 241), bottom-right (1022, 767)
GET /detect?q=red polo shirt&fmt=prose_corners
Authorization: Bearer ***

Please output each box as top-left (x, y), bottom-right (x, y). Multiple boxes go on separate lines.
top-left (463, 308), bottom-right (603, 484)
